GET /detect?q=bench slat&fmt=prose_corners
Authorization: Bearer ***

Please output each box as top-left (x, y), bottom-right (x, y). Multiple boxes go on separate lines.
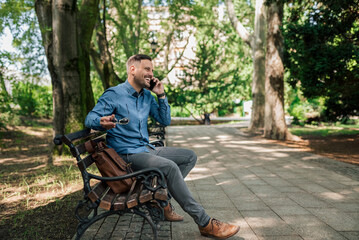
top-left (88, 182), bottom-right (108, 203)
top-left (100, 188), bottom-right (116, 210)
top-left (113, 193), bottom-right (127, 211)
top-left (126, 180), bottom-right (141, 209)
top-left (77, 155), bottom-right (95, 172)
top-left (154, 188), bottom-right (168, 201)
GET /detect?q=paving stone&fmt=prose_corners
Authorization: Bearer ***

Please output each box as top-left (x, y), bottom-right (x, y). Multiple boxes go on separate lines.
top-left (306, 208), bottom-right (359, 231)
top-left (339, 231), bottom-right (359, 240)
top-left (258, 235), bottom-right (303, 240)
top-left (269, 205), bottom-right (311, 216)
top-left (72, 125), bottom-right (359, 240)
top-left (260, 197), bottom-right (298, 206)
top-left (286, 192), bottom-right (332, 208)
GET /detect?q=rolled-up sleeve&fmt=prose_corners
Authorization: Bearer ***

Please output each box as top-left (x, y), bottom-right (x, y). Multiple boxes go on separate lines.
top-left (85, 90), bottom-right (116, 130)
top-left (149, 96), bottom-right (171, 126)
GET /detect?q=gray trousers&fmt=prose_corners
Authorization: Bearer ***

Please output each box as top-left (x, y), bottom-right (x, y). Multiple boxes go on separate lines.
top-left (120, 147), bottom-right (210, 226)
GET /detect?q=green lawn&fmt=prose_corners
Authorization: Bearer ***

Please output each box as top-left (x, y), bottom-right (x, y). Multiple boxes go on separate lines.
top-left (289, 124), bottom-right (359, 137)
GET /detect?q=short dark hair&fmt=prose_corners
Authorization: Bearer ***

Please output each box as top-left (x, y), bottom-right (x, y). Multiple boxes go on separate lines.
top-left (126, 54), bottom-right (152, 73)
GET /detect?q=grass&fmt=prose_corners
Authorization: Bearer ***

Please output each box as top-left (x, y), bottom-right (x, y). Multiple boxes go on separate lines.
top-left (0, 119), bottom-right (99, 239)
top-left (289, 123), bottom-right (359, 137)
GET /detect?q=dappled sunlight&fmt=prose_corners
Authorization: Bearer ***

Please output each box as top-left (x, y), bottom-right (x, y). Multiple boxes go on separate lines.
top-left (191, 167), bottom-right (211, 173)
top-left (320, 192), bottom-right (345, 201)
top-left (216, 179), bottom-right (235, 186)
top-left (171, 135), bottom-right (184, 139)
top-left (195, 136), bottom-right (211, 140)
top-left (216, 135), bottom-right (231, 140)
top-left (192, 143), bottom-right (212, 148)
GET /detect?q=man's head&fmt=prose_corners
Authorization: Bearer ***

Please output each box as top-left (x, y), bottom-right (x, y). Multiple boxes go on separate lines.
top-left (126, 54), bottom-right (153, 91)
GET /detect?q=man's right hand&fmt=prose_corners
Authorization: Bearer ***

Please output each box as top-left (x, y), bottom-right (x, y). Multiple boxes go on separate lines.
top-left (100, 114), bottom-right (116, 130)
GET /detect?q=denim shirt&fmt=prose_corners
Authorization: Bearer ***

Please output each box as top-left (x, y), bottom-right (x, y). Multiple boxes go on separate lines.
top-left (85, 80), bottom-right (171, 154)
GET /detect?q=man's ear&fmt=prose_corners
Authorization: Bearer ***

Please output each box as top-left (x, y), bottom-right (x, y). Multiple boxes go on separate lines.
top-left (130, 65), bottom-right (135, 74)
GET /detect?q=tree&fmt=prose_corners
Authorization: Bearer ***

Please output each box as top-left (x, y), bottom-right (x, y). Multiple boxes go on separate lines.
top-left (283, 0), bottom-right (359, 121)
top-left (90, 0), bottom-right (123, 90)
top-left (35, 0), bottom-right (99, 153)
top-left (263, 0), bottom-right (293, 140)
top-left (168, 1), bottom-right (251, 123)
top-left (225, 0), bottom-right (266, 132)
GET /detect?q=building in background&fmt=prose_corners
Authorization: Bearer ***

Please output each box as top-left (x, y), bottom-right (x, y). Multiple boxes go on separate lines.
top-left (146, 6), bottom-right (196, 86)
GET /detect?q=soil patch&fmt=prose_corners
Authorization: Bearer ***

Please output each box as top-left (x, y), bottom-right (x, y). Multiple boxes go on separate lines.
top-left (261, 133), bottom-right (359, 166)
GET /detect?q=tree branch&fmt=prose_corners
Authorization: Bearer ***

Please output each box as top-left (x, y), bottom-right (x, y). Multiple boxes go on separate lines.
top-left (225, 0), bottom-right (253, 47)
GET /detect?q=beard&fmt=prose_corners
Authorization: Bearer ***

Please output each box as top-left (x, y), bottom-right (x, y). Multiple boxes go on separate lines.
top-left (134, 75), bottom-right (152, 88)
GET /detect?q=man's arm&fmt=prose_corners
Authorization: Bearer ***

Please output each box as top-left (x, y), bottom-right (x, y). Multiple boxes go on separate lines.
top-left (149, 94), bottom-right (171, 126)
top-left (85, 90), bottom-right (117, 130)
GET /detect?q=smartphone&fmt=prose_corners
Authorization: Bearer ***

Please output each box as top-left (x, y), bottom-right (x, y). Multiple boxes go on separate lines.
top-left (149, 78), bottom-right (156, 90)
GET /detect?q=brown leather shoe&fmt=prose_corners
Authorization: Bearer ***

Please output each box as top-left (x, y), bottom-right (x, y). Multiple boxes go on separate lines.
top-left (198, 218), bottom-right (240, 239)
top-left (163, 203), bottom-right (184, 222)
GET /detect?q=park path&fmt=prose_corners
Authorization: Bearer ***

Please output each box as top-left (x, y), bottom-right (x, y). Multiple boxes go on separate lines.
top-left (80, 124), bottom-right (359, 240)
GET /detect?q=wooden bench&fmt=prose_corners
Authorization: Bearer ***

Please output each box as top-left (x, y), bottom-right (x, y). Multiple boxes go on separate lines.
top-left (53, 128), bottom-right (168, 240)
top-left (148, 120), bottom-right (166, 147)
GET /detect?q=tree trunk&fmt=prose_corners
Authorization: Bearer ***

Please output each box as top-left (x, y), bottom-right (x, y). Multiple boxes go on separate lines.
top-left (90, 1), bottom-right (122, 89)
top-left (225, 0), bottom-right (266, 132)
top-left (35, 0), bottom-right (64, 155)
top-left (36, 0), bottom-right (99, 154)
top-left (249, 0), bottom-right (266, 132)
top-left (77, 0), bottom-right (99, 113)
top-left (52, 0), bottom-right (84, 134)
top-left (264, 0), bottom-right (292, 140)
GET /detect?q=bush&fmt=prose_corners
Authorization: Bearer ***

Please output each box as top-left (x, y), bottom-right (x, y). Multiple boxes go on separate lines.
top-left (171, 106), bottom-right (191, 117)
top-left (0, 112), bottom-right (21, 129)
top-left (12, 81), bottom-right (52, 118)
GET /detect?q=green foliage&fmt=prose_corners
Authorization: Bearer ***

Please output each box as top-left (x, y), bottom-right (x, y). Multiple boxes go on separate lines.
top-left (0, 0), bottom-right (46, 76)
top-left (285, 82), bottom-right (326, 125)
top-left (167, 1), bottom-right (252, 121)
top-left (284, 0), bottom-right (359, 121)
top-left (290, 125), bottom-right (359, 137)
top-left (12, 80), bottom-right (52, 118)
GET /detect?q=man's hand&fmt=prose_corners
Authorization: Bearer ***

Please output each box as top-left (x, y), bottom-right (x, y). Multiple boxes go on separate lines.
top-left (151, 78), bottom-right (165, 98)
top-left (100, 114), bottom-right (116, 130)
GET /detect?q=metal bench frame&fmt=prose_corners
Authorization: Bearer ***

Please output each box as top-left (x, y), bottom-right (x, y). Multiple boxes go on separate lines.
top-left (54, 128), bottom-right (168, 240)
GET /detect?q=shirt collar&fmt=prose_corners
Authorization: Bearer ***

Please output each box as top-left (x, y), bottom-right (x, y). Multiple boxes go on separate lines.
top-left (124, 80), bottom-right (143, 97)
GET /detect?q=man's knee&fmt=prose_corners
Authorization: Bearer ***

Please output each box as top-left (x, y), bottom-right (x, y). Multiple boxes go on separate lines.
top-left (162, 160), bottom-right (182, 177)
top-left (187, 149), bottom-right (197, 166)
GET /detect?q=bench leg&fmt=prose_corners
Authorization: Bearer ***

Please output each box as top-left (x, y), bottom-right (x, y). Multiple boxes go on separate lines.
top-left (75, 210), bottom-right (115, 240)
top-left (133, 208), bottom-right (159, 240)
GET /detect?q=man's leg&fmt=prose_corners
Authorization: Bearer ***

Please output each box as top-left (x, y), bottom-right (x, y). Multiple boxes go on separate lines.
top-left (150, 146), bottom-right (197, 179)
top-left (121, 151), bottom-right (210, 227)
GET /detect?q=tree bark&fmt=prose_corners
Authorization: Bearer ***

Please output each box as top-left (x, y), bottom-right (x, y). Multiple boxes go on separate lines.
top-left (36, 0), bottom-right (99, 155)
top-left (77, 0), bottom-right (99, 113)
top-left (35, 0), bottom-right (64, 155)
top-left (90, 1), bottom-right (122, 89)
top-left (264, 0), bottom-right (292, 140)
top-left (52, 0), bottom-right (84, 134)
top-left (225, 0), bottom-right (266, 132)
top-left (249, 0), bottom-right (266, 132)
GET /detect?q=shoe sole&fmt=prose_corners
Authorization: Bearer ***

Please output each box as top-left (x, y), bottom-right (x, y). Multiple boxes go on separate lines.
top-left (200, 226), bottom-right (240, 239)
top-left (165, 218), bottom-right (184, 222)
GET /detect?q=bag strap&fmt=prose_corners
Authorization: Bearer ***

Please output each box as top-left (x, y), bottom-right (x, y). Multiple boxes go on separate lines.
top-left (84, 140), bottom-right (107, 154)
top-left (102, 148), bottom-right (129, 171)
top-left (84, 140), bottom-right (96, 153)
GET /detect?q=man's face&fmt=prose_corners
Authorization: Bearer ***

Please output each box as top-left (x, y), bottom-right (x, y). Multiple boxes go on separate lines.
top-left (132, 59), bottom-right (153, 89)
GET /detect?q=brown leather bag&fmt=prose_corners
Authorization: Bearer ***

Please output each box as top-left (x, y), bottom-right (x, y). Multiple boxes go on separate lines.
top-left (85, 140), bottom-right (134, 194)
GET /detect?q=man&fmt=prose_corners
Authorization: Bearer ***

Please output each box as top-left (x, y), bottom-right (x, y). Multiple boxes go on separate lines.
top-left (85, 54), bottom-right (240, 239)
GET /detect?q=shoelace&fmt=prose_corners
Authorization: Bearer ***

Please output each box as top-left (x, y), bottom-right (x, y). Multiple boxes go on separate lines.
top-left (212, 218), bottom-right (222, 227)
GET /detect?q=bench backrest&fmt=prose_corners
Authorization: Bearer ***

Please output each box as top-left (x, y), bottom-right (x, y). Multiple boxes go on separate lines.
top-left (54, 129), bottom-right (106, 193)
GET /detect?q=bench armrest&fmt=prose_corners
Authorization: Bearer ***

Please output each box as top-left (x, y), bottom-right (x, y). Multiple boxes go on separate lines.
top-left (87, 167), bottom-right (167, 190)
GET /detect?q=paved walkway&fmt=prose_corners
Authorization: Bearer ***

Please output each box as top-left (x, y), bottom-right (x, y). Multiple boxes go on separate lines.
top-left (80, 124), bottom-right (359, 240)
